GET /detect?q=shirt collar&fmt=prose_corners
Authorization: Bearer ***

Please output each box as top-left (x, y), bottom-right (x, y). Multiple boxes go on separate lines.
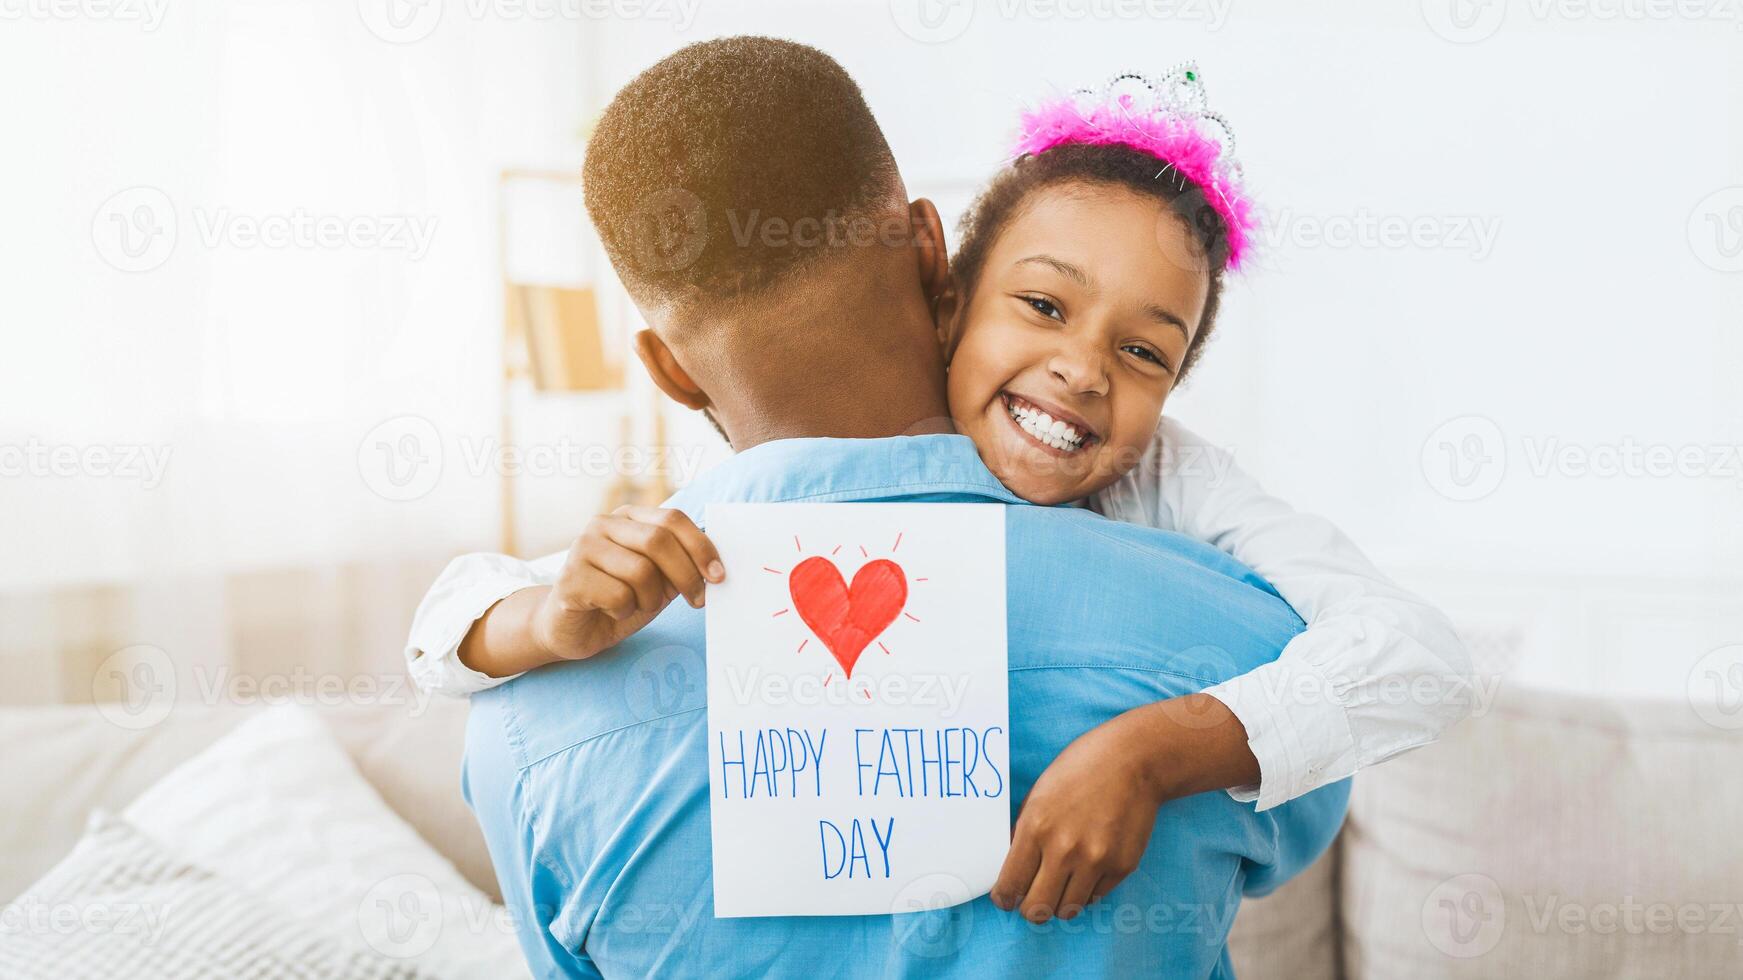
top-left (666, 435), bottom-right (1024, 525)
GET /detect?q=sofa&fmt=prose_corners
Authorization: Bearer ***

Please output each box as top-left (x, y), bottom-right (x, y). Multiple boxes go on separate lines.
top-left (4, 683), bottom-right (1738, 977)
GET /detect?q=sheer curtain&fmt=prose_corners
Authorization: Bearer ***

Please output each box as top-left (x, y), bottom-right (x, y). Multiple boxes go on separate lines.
top-left (0, 3), bottom-right (601, 705)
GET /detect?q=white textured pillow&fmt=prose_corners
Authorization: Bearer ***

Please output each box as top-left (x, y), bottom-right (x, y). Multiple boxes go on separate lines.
top-left (122, 704), bottom-right (527, 980)
top-left (0, 811), bottom-right (421, 980)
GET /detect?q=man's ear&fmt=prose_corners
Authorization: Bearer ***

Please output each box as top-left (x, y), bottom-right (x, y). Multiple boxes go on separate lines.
top-left (909, 197), bottom-right (950, 307)
top-left (633, 329), bottom-right (710, 411)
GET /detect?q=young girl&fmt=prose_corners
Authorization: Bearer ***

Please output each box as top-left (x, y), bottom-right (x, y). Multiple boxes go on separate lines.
top-left (409, 64), bottom-right (1470, 921)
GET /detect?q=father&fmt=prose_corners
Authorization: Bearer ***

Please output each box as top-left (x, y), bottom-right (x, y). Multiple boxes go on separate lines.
top-left (440, 37), bottom-right (1347, 978)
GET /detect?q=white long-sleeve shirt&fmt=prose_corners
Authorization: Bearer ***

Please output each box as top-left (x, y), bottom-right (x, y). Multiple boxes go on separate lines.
top-left (404, 419), bottom-right (1473, 812)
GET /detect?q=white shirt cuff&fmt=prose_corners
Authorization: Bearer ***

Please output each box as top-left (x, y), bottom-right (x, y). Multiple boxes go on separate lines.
top-left (1204, 649), bottom-right (1362, 812)
top-left (404, 578), bottom-right (540, 697)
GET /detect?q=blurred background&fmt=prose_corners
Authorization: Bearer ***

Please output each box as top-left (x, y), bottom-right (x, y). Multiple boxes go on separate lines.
top-left (2, 0), bottom-right (1739, 714)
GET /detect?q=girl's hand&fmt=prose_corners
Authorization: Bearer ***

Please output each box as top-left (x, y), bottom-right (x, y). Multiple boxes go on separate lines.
top-left (989, 693), bottom-right (1257, 923)
top-left (989, 707), bottom-right (1170, 922)
top-left (532, 506), bottom-right (724, 661)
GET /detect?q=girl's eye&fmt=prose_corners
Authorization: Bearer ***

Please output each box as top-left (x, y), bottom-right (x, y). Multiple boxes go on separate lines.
top-left (1022, 295), bottom-right (1063, 321)
top-left (1123, 344), bottom-right (1171, 371)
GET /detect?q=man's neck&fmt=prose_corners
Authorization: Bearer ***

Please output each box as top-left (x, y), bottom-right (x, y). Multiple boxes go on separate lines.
top-left (696, 270), bottom-right (955, 451)
top-left (722, 357), bottom-right (954, 450)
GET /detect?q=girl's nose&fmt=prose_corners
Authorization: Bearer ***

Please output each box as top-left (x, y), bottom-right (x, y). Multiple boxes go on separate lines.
top-left (1048, 345), bottom-right (1109, 397)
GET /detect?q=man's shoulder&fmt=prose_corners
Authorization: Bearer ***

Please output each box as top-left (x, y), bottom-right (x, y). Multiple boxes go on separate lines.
top-left (1001, 504), bottom-right (1303, 685)
top-left (469, 607), bottom-right (709, 774)
top-left (1006, 503), bottom-right (1282, 597)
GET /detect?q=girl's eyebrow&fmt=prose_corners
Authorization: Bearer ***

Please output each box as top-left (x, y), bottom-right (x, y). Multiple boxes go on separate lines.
top-left (1015, 254), bottom-right (1091, 287)
top-left (1018, 253), bottom-right (1186, 337)
top-left (1142, 303), bottom-right (1189, 338)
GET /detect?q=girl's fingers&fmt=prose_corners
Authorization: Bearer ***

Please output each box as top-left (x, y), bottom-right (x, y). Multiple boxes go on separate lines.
top-left (604, 517), bottom-right (706, 607)
top-left (566, 561), bottom-right (638, 620)
top-left (585, 540), bottom-right (666, 614)
top-left (1018, 857), bottom-right (1071, 924)
top-left (990, 832), bottom-right (1042, 911)
top-left (618, 506), bottom-right (724, 584)
top-left (1056, 870), bottom-right (1100, 921)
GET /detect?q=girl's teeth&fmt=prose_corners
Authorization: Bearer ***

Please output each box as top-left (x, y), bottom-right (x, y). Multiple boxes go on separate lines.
top-left (1006, 397), bottom-right (1085, 451)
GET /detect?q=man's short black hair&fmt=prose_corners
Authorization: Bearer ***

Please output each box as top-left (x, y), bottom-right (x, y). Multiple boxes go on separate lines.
top-left (583, 36), bottom-right (900, 310)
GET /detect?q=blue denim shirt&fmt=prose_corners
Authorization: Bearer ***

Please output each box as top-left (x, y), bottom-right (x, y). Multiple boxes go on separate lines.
top-left (464, 435), bottom-right (1349, 979)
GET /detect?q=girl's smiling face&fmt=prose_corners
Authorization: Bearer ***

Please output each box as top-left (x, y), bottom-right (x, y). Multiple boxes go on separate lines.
top-left (943, 183), bottom-right (1210, 505)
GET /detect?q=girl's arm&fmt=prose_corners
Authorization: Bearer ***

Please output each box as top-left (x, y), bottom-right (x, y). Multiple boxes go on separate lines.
top-left (1095, 416), bottom-right (1476, 810)
top-left (404, 507), bottom-right (722, 695)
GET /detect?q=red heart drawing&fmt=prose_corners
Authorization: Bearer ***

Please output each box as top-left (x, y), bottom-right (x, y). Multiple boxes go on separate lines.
top-left (788, 556), bottom-right (908, 679)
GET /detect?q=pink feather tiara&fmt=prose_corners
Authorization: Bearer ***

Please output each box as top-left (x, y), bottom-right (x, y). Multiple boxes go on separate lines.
top-left (1010, 63), bottom-right (1256, 271)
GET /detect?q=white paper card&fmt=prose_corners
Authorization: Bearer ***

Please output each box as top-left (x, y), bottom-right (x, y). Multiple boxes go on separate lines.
top-left (704, 503), bottom-right (1010, 918)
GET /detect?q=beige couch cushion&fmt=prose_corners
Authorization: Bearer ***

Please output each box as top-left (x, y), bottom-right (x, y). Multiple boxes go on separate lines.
top-left (0, 701), bottom-right (496, 904)
top-left (1227, 835), bottom-right (1342, 980)
top-left (1341, 685), bottom-right (1743, 978)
